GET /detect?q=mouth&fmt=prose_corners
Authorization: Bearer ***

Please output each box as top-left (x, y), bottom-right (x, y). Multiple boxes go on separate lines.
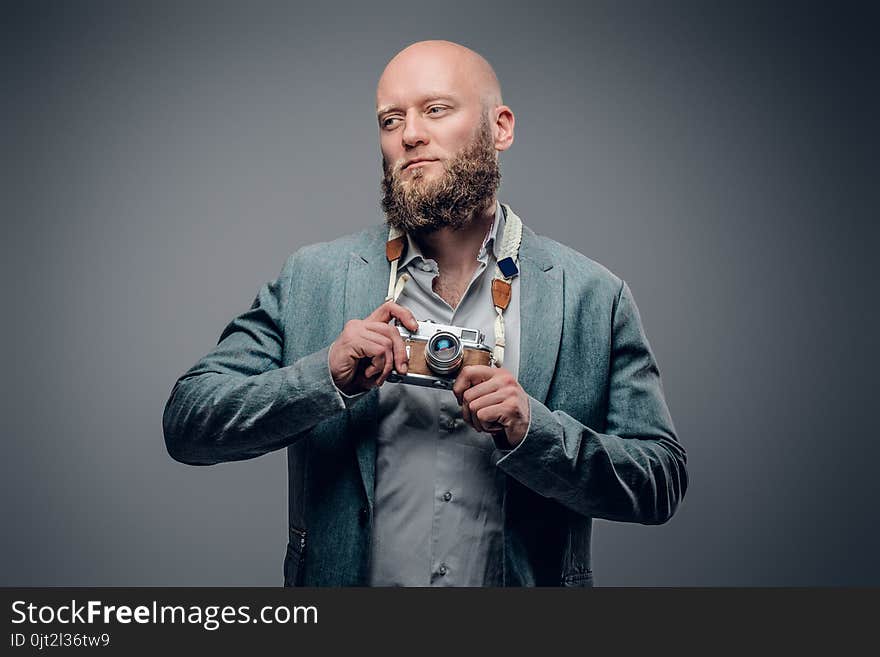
top-left (403, 159), bottom-right (438, 171)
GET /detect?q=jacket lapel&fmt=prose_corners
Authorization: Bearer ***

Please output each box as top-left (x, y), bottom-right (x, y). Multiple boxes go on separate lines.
top-left (344, 226), bottom-right (388, 511)
top-left (507, 206), bottom-right (564, 405)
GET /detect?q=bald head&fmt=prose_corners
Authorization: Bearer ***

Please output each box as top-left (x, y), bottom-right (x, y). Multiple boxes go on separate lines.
top-left (377, 40), bottom-right (503, 114)
top-left (375, 38), bottom-right (515, 202)
top-left (375, 41), bottom-right (515, 237)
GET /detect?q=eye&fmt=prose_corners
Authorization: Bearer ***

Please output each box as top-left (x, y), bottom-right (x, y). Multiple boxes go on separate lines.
top-left (427, 106), bottom-right (447, 116)
top-left (381, 116), bottom-right (401, 129)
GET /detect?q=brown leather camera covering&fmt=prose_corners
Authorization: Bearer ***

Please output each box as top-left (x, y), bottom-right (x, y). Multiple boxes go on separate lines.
top-left (403, 340), bottom-right (493, 377)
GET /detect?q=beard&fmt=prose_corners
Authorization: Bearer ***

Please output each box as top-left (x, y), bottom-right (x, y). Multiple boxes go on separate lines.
top-left (380, 115), bottom-right (501, 234)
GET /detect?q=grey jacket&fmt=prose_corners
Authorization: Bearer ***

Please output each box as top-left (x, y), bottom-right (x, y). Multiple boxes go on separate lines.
top-left (162, 206), bottom-right (687, 586)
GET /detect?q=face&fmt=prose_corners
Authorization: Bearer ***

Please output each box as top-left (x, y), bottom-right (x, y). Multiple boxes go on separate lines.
top-left (376, 51), bottom-right (489, 185)
top-left (376, 48), bottom-right (503, 232)
top-left (381, 112), bottom-right (500, 233)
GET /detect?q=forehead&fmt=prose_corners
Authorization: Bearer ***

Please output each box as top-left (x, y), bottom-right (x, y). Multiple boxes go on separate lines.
top-left (376, 52), bottom-right (480, 110)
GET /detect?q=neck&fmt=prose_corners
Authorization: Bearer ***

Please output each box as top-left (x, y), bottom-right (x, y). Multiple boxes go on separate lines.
top-left (411, 198), bottom-right (497, 277)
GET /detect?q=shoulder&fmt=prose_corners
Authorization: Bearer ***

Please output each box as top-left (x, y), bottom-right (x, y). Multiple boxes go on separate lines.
top-left (280, 223), bottom-right (387, 273)
top-left (521, 223), bottom-right (624, 302)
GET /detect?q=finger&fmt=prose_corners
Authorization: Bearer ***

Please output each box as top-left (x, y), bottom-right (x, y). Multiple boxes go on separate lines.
top-left (462, 387), bottom-right (507, 433)
top-left (463, 391), bottom-right (507, 433)
top-left (461, 377), bottom-right (504, 405)
top-left (369, 358), bottom-right (389, 385)
top-left (472, 408), bottom-right (487, 434)
top-left (352, 326), bottom-right (392, 355)
top-left (365, 300), bottom-right (396, 323)
top-left (356, 357), bottom-right (382, 387)
top-left (377, 343), bottom-right (395, 385)
top-left (461, 390), bottom-right (499, 433)
top-left (472, 406), bottom-right (493, 434)
top-left (359, 356), bottom-right (385, 389)
top-left (388, 303), bottom-right (419, 332)
top-left (366, 300), bottom-right (419, 332)
top-left (357, 328), bottom-right (394, 386)
top-left (370, 329), bottom-right (395, 386)
top-left (355, 336), bottom-right (390, 383)
top-left (475, 403), bottom-right (507, 434)
top-left (366, 321), bottom-right (409, 375)
top-left (453, 365), bottom-right (496, 402)
top-left (362, 357), bottom-right (384, 380)
top-left (460, 394), bottom-right (475, 430)
top-left (466, 391), bottom-right (510, 416)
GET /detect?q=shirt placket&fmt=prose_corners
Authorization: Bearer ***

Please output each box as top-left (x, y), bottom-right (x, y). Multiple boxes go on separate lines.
top-left (431, 394), bottom-right (460, 585)
top-left (429, 255), bottom-right (491, 586)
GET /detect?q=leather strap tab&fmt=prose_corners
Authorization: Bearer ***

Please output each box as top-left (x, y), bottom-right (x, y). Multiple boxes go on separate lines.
top-left (491, 279), bottom-right (511, 310)
top-left (386, 236), bottom-right (406, 262)
top-left (497, 256), bottom-right (519, 278)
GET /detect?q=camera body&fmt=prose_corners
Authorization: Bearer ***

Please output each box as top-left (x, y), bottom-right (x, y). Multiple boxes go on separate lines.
top-left (386, 319), bottom-right (494, 390)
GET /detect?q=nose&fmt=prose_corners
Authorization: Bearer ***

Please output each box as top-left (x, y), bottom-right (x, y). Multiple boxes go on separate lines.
top-left (401, 109), bottom-right (429, 149)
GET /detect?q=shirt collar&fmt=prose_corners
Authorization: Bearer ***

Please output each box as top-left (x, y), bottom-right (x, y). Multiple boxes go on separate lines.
top-left (399, 201), bottom-right (506, 269)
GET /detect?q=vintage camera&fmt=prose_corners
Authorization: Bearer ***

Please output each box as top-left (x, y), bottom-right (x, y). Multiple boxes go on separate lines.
top-left (386, 319), bottom-right (494, 389)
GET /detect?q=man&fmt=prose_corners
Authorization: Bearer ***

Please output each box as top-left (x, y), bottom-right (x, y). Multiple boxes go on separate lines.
top-left (163, 40), bottom-right (687, 586)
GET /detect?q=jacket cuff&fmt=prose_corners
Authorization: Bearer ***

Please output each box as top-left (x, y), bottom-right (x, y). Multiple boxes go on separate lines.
top-left (278, 345), bottom-right (352, 417)
top-left (492, 396), bottom-right (535, 461)
top-left (494, 396), bottom-right (553, 468)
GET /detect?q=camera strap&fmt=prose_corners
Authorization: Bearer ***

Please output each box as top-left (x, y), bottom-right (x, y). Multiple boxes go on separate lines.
top-left (384, 203), bottom-right (523, 368)
top-left (489, 204), bottom-right (523, 367)
top-left (384, 229), bottom-right (408, 302)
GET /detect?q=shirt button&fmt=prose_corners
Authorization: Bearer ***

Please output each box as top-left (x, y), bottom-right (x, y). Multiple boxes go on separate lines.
top-left (438, 563), bottom-right (448, 576)
top-left (442, 491), bottom-right (452, 502)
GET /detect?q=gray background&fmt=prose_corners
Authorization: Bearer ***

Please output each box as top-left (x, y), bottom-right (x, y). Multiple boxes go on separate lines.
top-left (2, 0), bottom-right (877, 586)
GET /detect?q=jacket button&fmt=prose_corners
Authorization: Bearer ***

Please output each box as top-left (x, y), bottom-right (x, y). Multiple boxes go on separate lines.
top-left (358, 507), bottom-right (369, 525)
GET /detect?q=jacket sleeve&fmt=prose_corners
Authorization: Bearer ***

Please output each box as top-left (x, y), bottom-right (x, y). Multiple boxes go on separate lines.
top-left (496, 280), bottom-right (687, 524)
top-left (162, 254), bottom-right (348, 466)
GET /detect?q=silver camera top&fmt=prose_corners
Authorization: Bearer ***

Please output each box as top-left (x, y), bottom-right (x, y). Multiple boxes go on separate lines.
top-left (394, 318), bottom-right (485, 346)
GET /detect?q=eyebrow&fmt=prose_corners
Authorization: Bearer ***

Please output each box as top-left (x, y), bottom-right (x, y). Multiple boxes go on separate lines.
top-left (376, 94), bottom-right (459, 118)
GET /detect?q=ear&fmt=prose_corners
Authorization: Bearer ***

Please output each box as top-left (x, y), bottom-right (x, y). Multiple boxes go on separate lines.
top-left (493, 106), bottom-right (515, 152)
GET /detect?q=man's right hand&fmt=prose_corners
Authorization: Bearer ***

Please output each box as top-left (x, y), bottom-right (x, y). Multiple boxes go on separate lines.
top-left (328, 301), bottom-right (419, 396)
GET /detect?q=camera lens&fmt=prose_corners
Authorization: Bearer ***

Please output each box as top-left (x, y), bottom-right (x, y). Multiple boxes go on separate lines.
top-left (425, 331), bottom-right (464, 375)
top-left (434, 337), bottom-right (455, 355)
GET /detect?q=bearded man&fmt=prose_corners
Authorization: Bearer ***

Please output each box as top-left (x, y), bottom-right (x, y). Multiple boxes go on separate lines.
top-left (163, 40), bottom-right (687, 586)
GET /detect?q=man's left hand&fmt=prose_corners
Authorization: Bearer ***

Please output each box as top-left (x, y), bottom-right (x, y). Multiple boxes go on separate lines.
top-left (452, 365), bottom-right (530, 448)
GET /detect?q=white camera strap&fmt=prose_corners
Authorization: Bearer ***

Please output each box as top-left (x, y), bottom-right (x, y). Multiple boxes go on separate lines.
top-left (384, 204), bottom-right (523, 368)
top-left (385, 225), bottom-right (407, 302)
top-left (489, 205), bottom-right (522, 367)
